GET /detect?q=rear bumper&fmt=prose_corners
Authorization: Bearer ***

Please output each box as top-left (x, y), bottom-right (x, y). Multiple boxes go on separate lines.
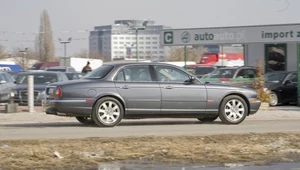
top-left (42, 99), bottom-right (93, 116)
top-left (248, 99), bottom-right (261, 115)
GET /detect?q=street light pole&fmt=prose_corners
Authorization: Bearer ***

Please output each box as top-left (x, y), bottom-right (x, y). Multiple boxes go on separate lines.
top-left (125, 20), bottom-right (149, 63)
top-left (19, 48), bottom-right (28, 69)
top-left (58, 37), bottom-right (72, 66)
top-left (136, 29), bottom-right (139, 62)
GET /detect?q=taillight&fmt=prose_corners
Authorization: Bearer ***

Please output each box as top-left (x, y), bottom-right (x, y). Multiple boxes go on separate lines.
top-left (54, 86), bottom-right (62, 98)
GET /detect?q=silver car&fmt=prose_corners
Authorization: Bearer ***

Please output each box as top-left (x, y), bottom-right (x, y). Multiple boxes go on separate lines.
top-left (43, 62), bottom-right (261, 127)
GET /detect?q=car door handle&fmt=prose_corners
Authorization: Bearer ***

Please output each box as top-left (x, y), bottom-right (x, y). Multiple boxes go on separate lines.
top-left (120, 85), bottom-right (130, 89)
top-left (164, 86), bottom-right (173, 89)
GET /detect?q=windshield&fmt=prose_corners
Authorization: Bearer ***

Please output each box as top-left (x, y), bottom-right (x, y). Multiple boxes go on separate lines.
top-left (206, 68), bottom-right (237, 78)
top-left (82, 65), bottom-right (114, 79)
top-left (15, 73), bottom-right (58, 84)
top-left (264, 72), bottom-right (288, 82)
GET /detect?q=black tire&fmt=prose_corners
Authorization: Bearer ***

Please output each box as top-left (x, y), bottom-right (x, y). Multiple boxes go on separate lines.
top-left (269, 91), bottom-right (278, 107)
top-left (197, 116), bottom-right (218, 122)
top-left (75, 117), bottom-right (95, 125)
top-left (92, 97), bottom-right (124, 127)
top-left (219, 95), bottom-right (248, 125)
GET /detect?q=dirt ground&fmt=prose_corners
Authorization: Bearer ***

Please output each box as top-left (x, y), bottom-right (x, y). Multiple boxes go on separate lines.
top-left (0, 133), bottom-right (300, 170)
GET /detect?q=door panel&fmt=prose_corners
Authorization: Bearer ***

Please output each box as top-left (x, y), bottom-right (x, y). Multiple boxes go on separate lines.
top-left (114, 66), bottom-right (161, 114)
top-left (154, 66), bottom-right (207, 113)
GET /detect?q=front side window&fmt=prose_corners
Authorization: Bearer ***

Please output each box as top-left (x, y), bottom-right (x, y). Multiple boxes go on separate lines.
top-left (155, 66), bottom-right (190, 82)
top-left (114, 66), bottom-right (152, 82)
top-left (15, 74), bottom-right (58, 84)
top-left (286, 73), bottom-right (297, 83)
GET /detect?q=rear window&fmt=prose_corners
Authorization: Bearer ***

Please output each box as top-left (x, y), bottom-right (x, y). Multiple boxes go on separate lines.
top-left (82, 65), bottom-right (114, 79)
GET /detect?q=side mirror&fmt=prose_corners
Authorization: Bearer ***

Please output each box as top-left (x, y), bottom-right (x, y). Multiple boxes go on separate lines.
top-left (0, 80), bottom-right (7, 84)
top-left (189, 75), bottom-right (196, 82)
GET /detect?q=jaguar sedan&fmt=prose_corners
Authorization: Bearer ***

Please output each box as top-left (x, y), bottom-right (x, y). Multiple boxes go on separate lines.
top-left (43, 62), bottom-right (261, 127)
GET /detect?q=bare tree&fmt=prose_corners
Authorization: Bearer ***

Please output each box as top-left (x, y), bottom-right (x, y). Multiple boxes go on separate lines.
top-left (35, 9), bottom-right (55, 62)
top-left (73, 49), bottom-right (88, 58)
top-left (0, 44), bottom-right (6, 59)
top-left (11, 47), bottom-right (37, 70)
top-left (168, 46), bottom-right (207, 62)
top-left (90, 50), bottom-right (102, 59)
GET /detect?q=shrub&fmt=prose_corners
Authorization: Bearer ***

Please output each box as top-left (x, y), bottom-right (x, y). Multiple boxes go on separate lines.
top-left (252, 59), bottom-right (270, 103)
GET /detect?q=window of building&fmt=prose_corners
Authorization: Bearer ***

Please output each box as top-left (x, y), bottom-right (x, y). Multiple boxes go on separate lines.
top-left (114, 46), bottom-right (118, 49)
top-left (114, 51), bottom-right (118, 54)
top-left (139, 42), bottom-right (144, 44)
top-left (119, 42), bottom-right (124, 44)
top-left (152, 42), bottom-right (158, 44)
top-left (126, 37), bottom-right (131, 40)
top-left (132, 37), bottom-right (136, 40)
top-left (146, 46), bottom-right (151, 49)
top-left (159, 51), bottom-right (164, 54)
top-left (126, 42), bottom-right (131, 44)
top-left (119, 37), bottom-right (124, 39)
top-left (119, 46), bottom-right (124, 49)
top-left (139, 37), bottom-right (144, 40)
top-left (146, 51), bottom-right (151, 54)
top-left (139, 47), bottom-right (144, 49)
top-left (153, 51), bottom-right (158, 54)
top-left (146, 37), bottom-right (151, 40)
top-left (152, 37), bottom-right (158, 40)
top-left (113, 42), bottom-right (118, 44)
top-left (153, 47), bottom-right (158, 49)
top-left (146, 42), bottom-right (151, 45)
top-left (113, 37), bottom-right (118, 40)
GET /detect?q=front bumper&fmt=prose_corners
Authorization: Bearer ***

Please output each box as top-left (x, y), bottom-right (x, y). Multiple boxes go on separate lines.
top-left (248, 98), bottom-right (261, 115)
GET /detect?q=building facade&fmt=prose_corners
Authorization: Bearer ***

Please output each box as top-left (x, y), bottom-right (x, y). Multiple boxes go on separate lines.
top-left (89, 20), bottom-right (171, 62)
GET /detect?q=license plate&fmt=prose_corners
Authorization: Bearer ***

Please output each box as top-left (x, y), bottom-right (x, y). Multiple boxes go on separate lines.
top-left (48, 88), bottom-right (54, 94)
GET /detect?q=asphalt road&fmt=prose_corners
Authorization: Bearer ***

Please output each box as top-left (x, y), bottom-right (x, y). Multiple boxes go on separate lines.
top-left (1, 118), bottom-right (300, 140)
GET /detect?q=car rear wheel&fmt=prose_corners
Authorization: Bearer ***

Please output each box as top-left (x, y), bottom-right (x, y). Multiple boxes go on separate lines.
top-left (75, 117), bottom-right (95, 125)
top-left (219, 95), bottom-right (248, 124)
top-left (92, 97), bottom-right (124, 127)
top-left (197, 116), bottom-right (218, 122)
top-left (269, 92), bottom-right (278, 107)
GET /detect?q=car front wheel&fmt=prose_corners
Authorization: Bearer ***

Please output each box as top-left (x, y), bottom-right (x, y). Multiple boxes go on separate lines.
top-left (92, 97), bottom-right (124, 127)
top-left (75, 117), bottom-right (95, 125)
top-left (219, 95), bottom-right (248, 124)
top-left (269, 91), bottom-right (278, 107)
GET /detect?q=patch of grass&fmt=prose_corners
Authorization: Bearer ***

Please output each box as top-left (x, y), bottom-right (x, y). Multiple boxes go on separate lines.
top-left (0, 133), bottom-right (300, 170)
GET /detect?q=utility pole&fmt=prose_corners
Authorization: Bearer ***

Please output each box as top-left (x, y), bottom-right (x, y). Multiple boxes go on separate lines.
top-left (126, 20), bottom-right (149, 62)
top-left (58, 37), bottom-right (72, 66)
top-left (19, 48), bottom-right (28, 69)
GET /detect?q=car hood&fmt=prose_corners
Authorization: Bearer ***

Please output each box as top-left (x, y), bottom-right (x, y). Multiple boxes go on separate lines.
top-left (15, 84), bottom-right (48, 91)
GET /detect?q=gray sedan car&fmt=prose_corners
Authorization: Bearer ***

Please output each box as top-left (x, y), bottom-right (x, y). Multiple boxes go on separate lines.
top-left (43, 62), bottom-right (261, 127)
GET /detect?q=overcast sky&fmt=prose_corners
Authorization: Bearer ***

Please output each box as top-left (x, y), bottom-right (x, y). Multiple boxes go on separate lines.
top-left (0, 0), bottom-right (299, 56)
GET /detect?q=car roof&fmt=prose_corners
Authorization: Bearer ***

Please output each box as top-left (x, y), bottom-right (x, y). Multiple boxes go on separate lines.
top-left (16, 71), bottom-right (61, 75)
top-left (47, 66), bottom-right (71, 69)
top-left (103, 62), bottom-right (185, 68)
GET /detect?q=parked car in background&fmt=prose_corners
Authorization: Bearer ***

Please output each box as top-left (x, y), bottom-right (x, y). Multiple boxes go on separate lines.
top-left (28, 62), bottom-right (59, 70)
top-left (264, 71), bottom-right (298, 106)
top-left (43, 62), bottom-right (261, 127)
top-left (64, 72), bottom-right (80, 80)
top-left (0, 72), bottom-right (16, 103)
top-left (186, 65), bottom-right (217, 78)
top-left (13, 71), bottom-right (69, 105)
top-left (204, 66), bottom-right (257, 79)
top-left (46, 66), bottom-right (77, 73)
